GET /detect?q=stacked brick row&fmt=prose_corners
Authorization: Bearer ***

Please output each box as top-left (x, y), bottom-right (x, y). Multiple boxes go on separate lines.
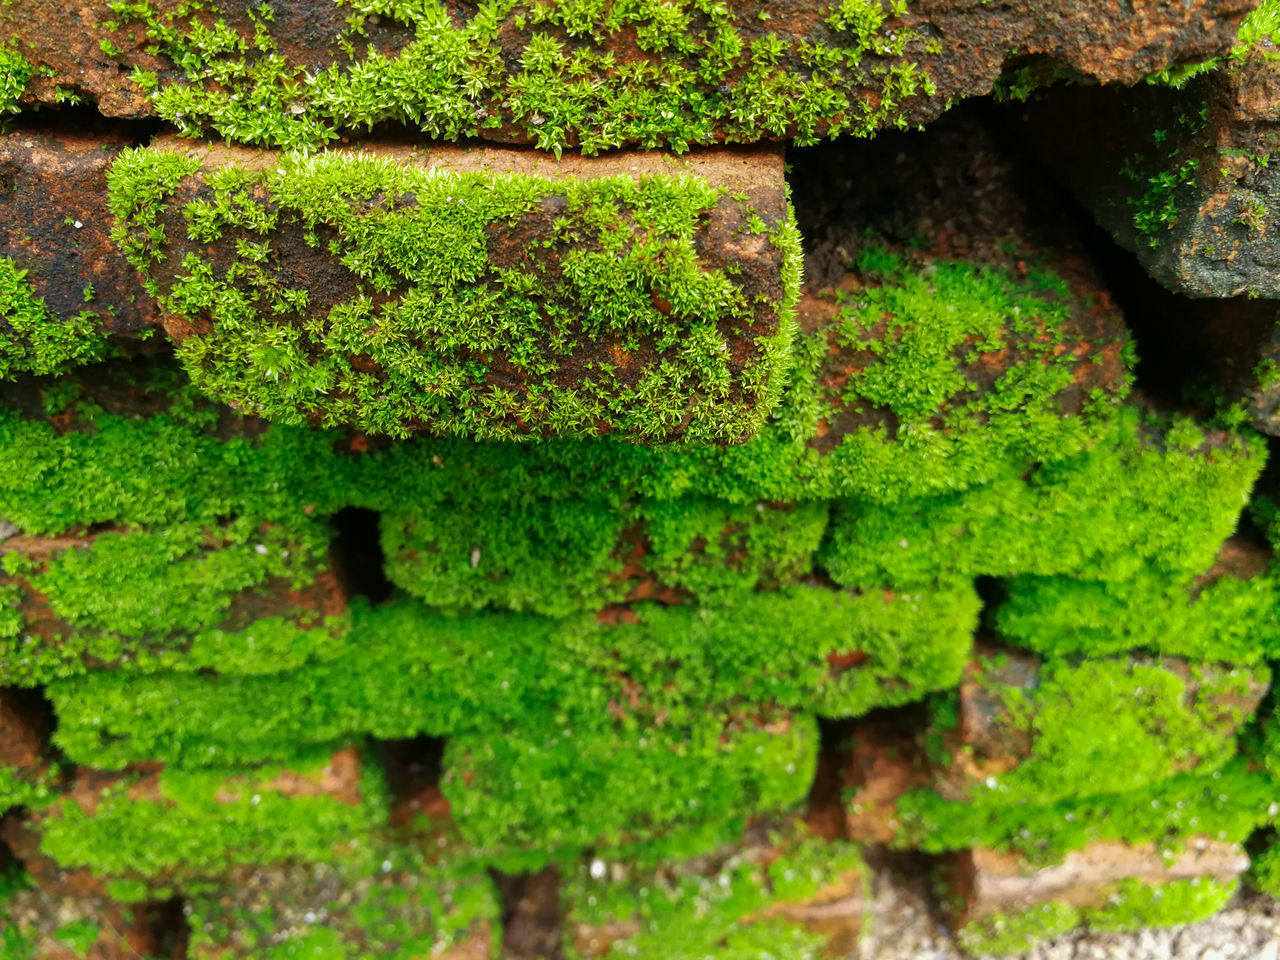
top-left (1, 1), bottom-right (1279, 958)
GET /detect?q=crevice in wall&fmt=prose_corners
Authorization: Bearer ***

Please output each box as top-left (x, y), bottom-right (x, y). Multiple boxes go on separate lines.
top-left (328, 507), bottom-right (394, 604)
top-left (493, 866), bottom-right (564, 960)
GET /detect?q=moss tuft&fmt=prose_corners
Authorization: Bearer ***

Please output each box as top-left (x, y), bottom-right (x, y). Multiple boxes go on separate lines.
top-left (0, 260), bottom-right (110, 379)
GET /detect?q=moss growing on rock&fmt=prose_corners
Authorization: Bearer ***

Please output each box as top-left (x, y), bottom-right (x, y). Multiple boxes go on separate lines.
top-left (820, 406), bottom-right (1265, 588)
top-left (0, 259), bottom-right (110, 379)
top-left (109, 143), bottom-right (799, 444)
top-left (48, 585), bottom-right (976, 768)
top-left (0, 44), bottom-right (30, 115)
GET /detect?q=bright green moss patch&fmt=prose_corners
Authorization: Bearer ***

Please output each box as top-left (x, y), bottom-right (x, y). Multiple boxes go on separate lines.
top-left (109, 146), bottom-right (799, 443)
top-left (185, 861), bottom-right (499, 960)
top-left (562, 821), bottom-right (864, 959)
top-left (939, 655), bottom-right (1265, 806)
top-left (959, 878), bottom-right (1237, 955)
top-left (895, 758), bottom-right (1273, 863)
top-left (820, 406), bottom-right (1265, 588)
top-left (383, 496), bottom-right (829, 615)
top-left (109, 0), bottom-right (934, 153)
top-left (0, 44), bottom-right (30, 115)
top-left (442, 709), bottom-right (817, 869)
top-left (48, 585), bottom-right (975, 768)
top-left (35, 744), bottom-right (388, 879)
top-left (0, 259), bottom-right (109, 379)
top-left (996, 570), bottom-right (1280, 663)
top-left (0, 764), bottom-right (60, 814)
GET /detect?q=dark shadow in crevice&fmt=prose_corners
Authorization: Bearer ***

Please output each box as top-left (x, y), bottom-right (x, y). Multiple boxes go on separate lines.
top-left (141, 895), bottom-right (191, 960)
top-left (3, 106), bottom-right (164, 146)
top-left (328, 507), bottom-right (394, 604)
top-left (493, 866), bottom-right (564, 960)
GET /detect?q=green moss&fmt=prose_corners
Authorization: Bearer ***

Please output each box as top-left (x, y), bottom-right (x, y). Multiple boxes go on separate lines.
top-left (1250, 838), bottom-right (1280, 897)
top-left (819, 406), bottom-right (1265, 588)
top-left (109, 147), bottom-right (799, 443)
top-left (0, 259), bottom-right (110, 379)
top-left (48, 585), bottom-right (976, 768)
top-left (895, 757), bottom-right (1273, 863)
top-left (107, 0), bottom-right (933, 154)
top-left (185, 861), bottom-right (499, 960)
top-left (442, 708), bottom-right (818, 869)
top-left (35, 743), bottom-right (388, 879)
top-left (937, 655), bottom-right (1263, 806)
top-left (0, 43), bottom-right (30, 114)
top-left (996, 570), bottom-right (1280, 663)
top-left (0, 764), bottom-right (60, 814)
top-left (562, 821), bottom-right (864, 959)
top-left (383, 496), bottom-right (829, 615)
top-left (1085, 876), bottom-right (1238, 933)
top-left (957, 902), bottom-right (1080, 956)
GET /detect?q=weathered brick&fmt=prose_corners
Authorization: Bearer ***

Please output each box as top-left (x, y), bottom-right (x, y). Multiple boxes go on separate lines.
top-left (0, 1), bottom-right (1253, 152)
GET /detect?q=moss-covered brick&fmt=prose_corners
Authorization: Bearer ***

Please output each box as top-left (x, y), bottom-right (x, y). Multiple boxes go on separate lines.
top-left (441, 708), bottom-right (817, 869)
top-left (5, 1), bottom-right (1249, 153)
top-left (924, 650), bottom-right (1267, 808)
top-left (383, 495), bottom-right (829, 615)
top-left (956, 875), bottom-right (1240, 956)
top-left (0, 881), bottom-right (183, 960)
top-left (109, 140), bottom-right (798, 444)
top-left (819, 405), bottom-right (1265, 589)
top-left (48, 585), bottom-right (977, 769)
top-left (893, 756), bottom-right (1275, 863)
top-left (562, 818), bottom-right (866, 959)
top-left (185, 861), bottom-right (499, 959)
top-left (0, 130), bottom-right (161, 374)
top-left (26, 744), bottom-right (387, 882)
top-left (0, 689), bottom-right (59, 815)
top-left (996, 537), bottom-right (1280, 663)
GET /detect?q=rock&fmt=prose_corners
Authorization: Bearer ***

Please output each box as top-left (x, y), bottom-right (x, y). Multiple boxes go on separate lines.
top-left (836, 716), bottom-right (931, 845)
top-left (0, 1), bottom-right (1254, 152)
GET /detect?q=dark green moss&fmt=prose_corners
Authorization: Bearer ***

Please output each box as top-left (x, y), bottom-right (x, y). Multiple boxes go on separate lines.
top-left (109, 147), bottom-right (799, 443)
top-left (383, 496), bottom-right (830, 615)
top-left (894, 757), bottom-right (1273, 863)
top-left (0, 259), bottom-right (109, 379)
top-left (35, 743), bottom-right (388, 879)
top-left (1250, 838), bottom-right (1280, 897)
top-left (996, 570), bottom-right (1280, 663)
top-left (48, 585), bottom-right (976, 768)
top-left (109, 0), bottom-right (935, 154)
top-left (441, 708), bottom-right (818, 870)
top-left (819, 406), bottom-right (1265, 588)
top-left (931, 654), bottom-right (1264, 806)
top-left (562, 820), bottom-right (865, 959)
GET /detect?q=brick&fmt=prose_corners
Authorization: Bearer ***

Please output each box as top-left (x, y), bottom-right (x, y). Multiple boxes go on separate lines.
top-left (925, 650), bottom-right (1268, 807)
top-left (185, 862), bottom-right (498, 959)
top-left (563, 819), bottom-right (865, 958)
top-left (0, 129), bottom-right (156, 336)
top-left (0, 887), bottom-right (184, 960)
top-left (114, 138), bottom-right (795, 444)
top-left (0, 1), bottom-right (1251, 152)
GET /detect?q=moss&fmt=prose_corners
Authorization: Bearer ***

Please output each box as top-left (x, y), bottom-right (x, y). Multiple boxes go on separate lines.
top-left (185, 861), bottom-right (500, 960)
top-left (441, 708), bottom-right (818, 869)
top-left (35, 743), bottom-right (388, 879)
top-left (894, 757), bottom-right (1272, 863)
top-left (0, 259), bottom-right (110, 379)
top-left (106, 0), bottom-right (933, 154)
top-left (562, 820), bottom-right (864, 959)
top-left (937, 655), bottom-right (1263, 806)
top-left (0, 764), bottom-right (60, 814)
top-left (957, 902), bottom-right (1080, 956)
top-left (995, 570), bottom-right (1280, 663)
top-left (383, 496), bottom-right (829, 615)
top-left (819, 406), bottom-right (1265, 588)
top-left (109, 147), bottom-right (799, 444)
top-left (0, 43), bottom-right (30, 115)
top-left (1250, 838), bottom-right (1280, 897)
top-left (48, 585), bottom-right (976, 768)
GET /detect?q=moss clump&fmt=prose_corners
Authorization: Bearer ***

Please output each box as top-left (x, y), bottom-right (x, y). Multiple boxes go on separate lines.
top-left (109, 147), bottom-right (799, 444)
top-left (956, 902), bottom-right (1079, 956)
top-left (35, 744), bottom-right (388, 880)
top-left (384, 496), bottom-right (829, 615)
top-left (442, 709), bottom-right (817, 869)
top-left (562, 821), bottom-right (865, 959)
top-left (48, 586), bottom-right (976, 768)
top-left (0, 259), bottom-right (110, 379)
top-left (109, 0), bottom-right (934, 154)
top-left (1250, 839), bottom-right (1280, 897)
top-left (0, 44), bottom-right (30, 114)
top-left (819, 406), bottom-right (1265, 588)
top-left (996, 570), bottom-right (1280, 663)
top-left (0, 764), bottom-right (60, 815)
top-left (937, 655), bottom-right (1264, 806)
top-left (895, 757), bottom-right (1272, 863)
top-left (185, 861), bottom-right (500, 960)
